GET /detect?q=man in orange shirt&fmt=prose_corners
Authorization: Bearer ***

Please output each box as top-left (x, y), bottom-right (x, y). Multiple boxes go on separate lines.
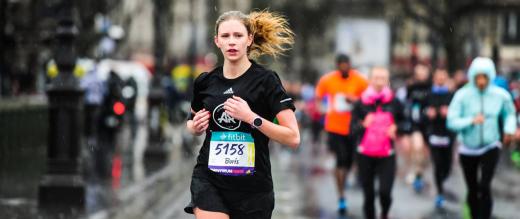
top-left (315, 54), bottom-right (368, 215)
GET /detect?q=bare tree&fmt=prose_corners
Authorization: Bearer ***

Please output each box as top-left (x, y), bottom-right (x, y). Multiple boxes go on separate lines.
top-left (78, 1), bottom-right (116, 55)
top-left (153, 0), bottom-right (172, 76)
top-left (279, 0), bottom-right (334, 82)
top-left (397, 0), bottom-right (520, 72)
top-left (0, 0), bottom-right (125, 96)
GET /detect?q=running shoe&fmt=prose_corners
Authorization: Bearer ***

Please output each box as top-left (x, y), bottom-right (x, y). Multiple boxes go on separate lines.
top-left (413, 177), bottom-right (424, 193)
top-left (435, 195), bottom-right (445, 209)
top-left (338, 198), bottom-right (347, 215)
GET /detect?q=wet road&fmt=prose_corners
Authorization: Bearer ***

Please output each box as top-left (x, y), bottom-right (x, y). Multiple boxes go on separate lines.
top-left (1, 122), bottom-right (519, 219)
top-left (270, 129), bottom-right (520, 219)
top-left (100, 126), bottom-right (520, 219)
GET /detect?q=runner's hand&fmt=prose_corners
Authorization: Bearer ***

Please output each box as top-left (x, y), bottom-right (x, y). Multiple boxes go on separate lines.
top-left (192, 109), bottom-right (210, 134)
top-left (515, 129), bottom-right (520, 141)
top-left (440, 105), bottom-right (449, 117)
top-left (387, 124), bottom-right (397, 139)
top-left (426, 107), bottom-right (437, 119)
top-left (224, 95), bottom-right (255, 124)
top-left (362, 114), bottom-right (373, 128)
top-left (345, 94), bottom-right (359, 102)
top-left (473, 114), bottom-right (485, 125)
top-left (503, 134), bottom-right (513, 147)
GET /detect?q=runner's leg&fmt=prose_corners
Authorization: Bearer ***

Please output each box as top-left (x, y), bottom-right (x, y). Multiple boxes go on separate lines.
top-left (194, 208), bottom-right (229, 219)
top-left (460, 154), bottom-right (480, 219)
top-left (328, 133), bottom-right (348, 212)
top-left (358, 154), bottom-right (376, 219)
top-left (431, 146), bottom-right (451, 195)
top-left (479, 148), bottom-right (499, 219)
top-left (398, 135), bottom-right (413, 183)
top-left (378, 156), bottom-right (396, 218)
top-left (411, 131), bottom-right (427, 191)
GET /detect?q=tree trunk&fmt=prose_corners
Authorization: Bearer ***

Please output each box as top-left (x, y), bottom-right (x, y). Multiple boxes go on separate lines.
top-left (443, 31), bottom-right (465, 74)
top-left (492, 43), bottom-right (500, 73)
top-left (206, 0), bottom-right (218, 51)
top-left (153, 0), bottom-right (170, 75)
top-left (26, 0), bottom-right (40, 93)
top-left (0, 0), bottom-right (6, 96)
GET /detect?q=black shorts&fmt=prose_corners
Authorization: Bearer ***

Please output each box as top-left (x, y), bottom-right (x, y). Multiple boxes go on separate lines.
top-left (327, 132), bottom-right (355, 169)
top-left (398, 120), bottom-right (425, 135)
top-left (184, 175), bottom-right (274, 219)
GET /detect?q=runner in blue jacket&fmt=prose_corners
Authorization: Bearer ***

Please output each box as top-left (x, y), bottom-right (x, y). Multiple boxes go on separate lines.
top-left (447, 57), bottom-right (516, 219)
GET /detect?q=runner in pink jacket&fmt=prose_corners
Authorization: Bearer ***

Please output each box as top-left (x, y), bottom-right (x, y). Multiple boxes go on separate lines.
top-left (350, 67), bottom-right (404, 219)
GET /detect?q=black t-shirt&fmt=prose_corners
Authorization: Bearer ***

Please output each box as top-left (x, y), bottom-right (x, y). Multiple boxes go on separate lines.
top-left (424, 90), bottom-right (454, 136)
top-left (406, 81), bottom-right (431, 124)
top-left (190, 61), bottom-right (295, 192)
top-left (407, 82), bottom-right (431, 101)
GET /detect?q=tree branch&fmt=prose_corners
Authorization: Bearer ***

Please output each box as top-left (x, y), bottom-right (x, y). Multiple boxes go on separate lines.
top-left (399, 0), bottom-right (443, 33)
top-left (452, 1), bottom-right (520, 21)
top-left (416, 0), bottom-right (443, 20)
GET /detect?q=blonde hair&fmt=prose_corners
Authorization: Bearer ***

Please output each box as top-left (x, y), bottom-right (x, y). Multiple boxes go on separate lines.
top-left (215, 10), bottom-right (295, 59)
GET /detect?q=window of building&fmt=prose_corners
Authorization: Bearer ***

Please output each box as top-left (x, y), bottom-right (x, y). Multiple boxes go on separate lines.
top-left (504, 12), bottom-right (520, 44)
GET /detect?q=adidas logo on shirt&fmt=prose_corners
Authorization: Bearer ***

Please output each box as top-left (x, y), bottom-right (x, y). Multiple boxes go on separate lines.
top-left (223, 87), bottom-right (234, 95)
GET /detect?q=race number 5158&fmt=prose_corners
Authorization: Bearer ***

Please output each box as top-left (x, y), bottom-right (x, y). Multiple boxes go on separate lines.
top-left (214, 143), bottom-right (245, 156)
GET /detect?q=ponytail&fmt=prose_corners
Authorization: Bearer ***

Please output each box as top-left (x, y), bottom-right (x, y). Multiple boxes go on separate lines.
top-left (248, 11), bottom-right (294, 59)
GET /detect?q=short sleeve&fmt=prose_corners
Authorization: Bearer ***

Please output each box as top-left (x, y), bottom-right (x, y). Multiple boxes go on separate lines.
top-left (356, 76), bottom-right (369, 96)
top-left (190, 72), bottom-right (209, 112)
top-left (264, 72), bottom-right (296, 116)
top-left (315, 76), bottom-right (327, 99)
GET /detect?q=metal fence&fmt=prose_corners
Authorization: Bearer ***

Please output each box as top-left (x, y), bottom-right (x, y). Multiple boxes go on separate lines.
top-left (0, 98), bottom-right (48, 198)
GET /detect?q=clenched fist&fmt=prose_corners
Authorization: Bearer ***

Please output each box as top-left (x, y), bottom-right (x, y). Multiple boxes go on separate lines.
top-left (191, 109), bottom-right (211, 135)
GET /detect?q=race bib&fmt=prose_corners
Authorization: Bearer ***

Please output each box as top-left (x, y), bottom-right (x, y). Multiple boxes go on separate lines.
top-left (411, 103), bottom-right (421, 122)
top-left (208, 131), bottom-right (255, 176)
top-left (429, 135), bottom-right (451, 147)
top-left (333, 93), bottom-right (353, 113)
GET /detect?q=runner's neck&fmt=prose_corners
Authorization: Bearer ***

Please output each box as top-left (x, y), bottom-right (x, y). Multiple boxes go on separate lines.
top-left (223, 58), bottom-right (252, 79)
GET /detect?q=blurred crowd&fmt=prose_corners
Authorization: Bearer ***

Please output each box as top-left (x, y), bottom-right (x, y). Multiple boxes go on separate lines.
top-left (281, 55), bottom-right (520, 219)
top-left (285, 61), bottom-right (520, 165)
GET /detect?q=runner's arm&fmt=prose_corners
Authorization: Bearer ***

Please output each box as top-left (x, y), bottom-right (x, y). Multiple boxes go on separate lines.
top-left (253, 109), bottom-right (300, 149)
top-left (187, 108), bottom-right (210, 136)
top-left (349, 101), bottom-right (365, 143)
top-left (501, 94), bottom-right (517, 135)
top-left (447, 92), bottom-right (473, 131)
top-left (224, 96), bottom-right (300, 148)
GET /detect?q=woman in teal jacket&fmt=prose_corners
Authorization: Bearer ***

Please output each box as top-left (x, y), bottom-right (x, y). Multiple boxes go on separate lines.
top-left (447, 57), bottom-right (516, 219)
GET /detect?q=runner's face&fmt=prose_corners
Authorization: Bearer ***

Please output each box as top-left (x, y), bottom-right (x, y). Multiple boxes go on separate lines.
top-left (338, 62), bottom-right (350, 74)
top-left (370, 68), bottom-right (389, 91)
top-left (215, 19), bottom-right (253, 62)
top-left (475, 74), bottom-right (489, 90)
top-left (433, 70), bottom-right (448, 86)
top-left (414, 65), bottom-right (429, 82)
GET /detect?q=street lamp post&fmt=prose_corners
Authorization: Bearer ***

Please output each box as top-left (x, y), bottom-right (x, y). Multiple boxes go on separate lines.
top-left (144, 0), bottom-right (171, 170)
top-left (38, 0), bottom-right (85, 212)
